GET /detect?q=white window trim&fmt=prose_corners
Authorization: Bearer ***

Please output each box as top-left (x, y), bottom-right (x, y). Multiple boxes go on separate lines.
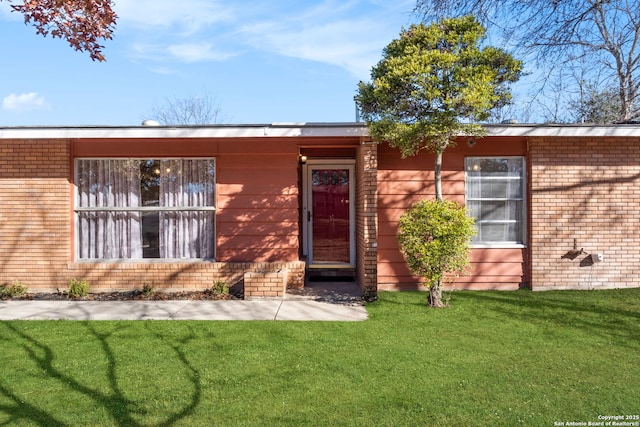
top-left (465, 156), bottom-right (527, 248)
top-left (73, 157), bottom-right (217, 261)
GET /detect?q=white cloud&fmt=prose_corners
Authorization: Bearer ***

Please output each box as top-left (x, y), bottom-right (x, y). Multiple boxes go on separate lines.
top-left (167, 42), bottom-right (237, 62)
top-left (118, 0), bottom-right (410, 75)
top-left (2, 92), bottom-right (49, 112)
top-left (131, 42), bottom-right (237, 63)
top-left (237, 0), bottom-right (408, 78)
top-left (114, 0), bottom-right (235, 34)
top-left (240, 19), bottom-right (386, 78)
top-left (117, 0), bottom-right (239, 63)
top-left (146, 66), bottom-right (177, 75)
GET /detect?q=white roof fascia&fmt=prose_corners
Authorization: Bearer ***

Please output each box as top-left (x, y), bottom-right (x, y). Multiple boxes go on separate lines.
top-left (0, 123), bottom-right (369, 140)
top-left (484, 124), bottom-right (640, 137)
top-left (0, 123), bottom-right (639, 140)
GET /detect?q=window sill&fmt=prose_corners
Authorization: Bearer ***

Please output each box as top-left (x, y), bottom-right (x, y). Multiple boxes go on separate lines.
top-left (72, 258), bottom-right (216, 264)
top-left (470, 244), bottom-right (526, 249)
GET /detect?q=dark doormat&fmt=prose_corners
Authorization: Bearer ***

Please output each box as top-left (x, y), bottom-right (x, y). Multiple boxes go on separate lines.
top-left (307, 275), bottom-right (355, 282)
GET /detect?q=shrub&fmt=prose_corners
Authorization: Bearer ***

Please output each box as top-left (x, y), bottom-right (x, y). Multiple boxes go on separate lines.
top-left (211, 280), bottom-right (230, 296)
top-left (397, 199), bottom-right (476, 307)
top-left (142, 283), bottom-right (155, 298)
top-left (0, 281), bottom-right (29, 298)
top-left (67, 279), bottom-right (90, 298)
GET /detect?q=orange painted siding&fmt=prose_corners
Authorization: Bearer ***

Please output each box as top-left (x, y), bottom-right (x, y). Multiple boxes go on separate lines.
top-left (376, 137), bottom-right (528, 290)
top-left (72, 138), bottom-right (221, 157)
top-left (216, 150), bottom-right (300, 262)
top-left (74, 137), bottom-right (304, 263)
top-left (0, 136), bottom-right (362, 291)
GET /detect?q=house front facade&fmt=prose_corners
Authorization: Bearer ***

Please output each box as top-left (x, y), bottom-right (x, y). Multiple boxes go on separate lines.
top-left (0, 123), bottom-right (638, 295)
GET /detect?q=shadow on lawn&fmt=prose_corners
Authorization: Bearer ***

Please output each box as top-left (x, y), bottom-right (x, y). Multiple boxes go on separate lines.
top-left (370, 290), bottom-right (640, 349)
top-left (452, 290), bottom-right (640, 348)
top-left (0, 322), bottom-right (203, 426)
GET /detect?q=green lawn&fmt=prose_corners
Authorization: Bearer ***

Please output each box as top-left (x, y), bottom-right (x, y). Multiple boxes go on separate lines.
top-left (1, 289), bottom-right (639, 426)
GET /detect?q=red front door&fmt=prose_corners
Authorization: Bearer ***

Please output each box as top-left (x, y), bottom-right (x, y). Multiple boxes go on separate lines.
top-left (307, 165), bottom-right (354, 265)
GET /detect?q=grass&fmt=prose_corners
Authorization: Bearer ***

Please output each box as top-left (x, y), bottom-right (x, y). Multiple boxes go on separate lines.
top-left (1, 289), bottom-right (639, 426)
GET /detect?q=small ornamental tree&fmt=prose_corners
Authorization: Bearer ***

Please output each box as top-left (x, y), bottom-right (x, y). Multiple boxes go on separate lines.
top-left (355, 16), bottom-right (522, 201)
top-left (397, 200), bottom-right (476, 307)
top-left (356, 16), bottom-right (520, 306)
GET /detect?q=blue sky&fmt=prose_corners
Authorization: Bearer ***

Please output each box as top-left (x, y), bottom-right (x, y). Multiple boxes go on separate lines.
top-left (0, 0), bottom-right (418, 126)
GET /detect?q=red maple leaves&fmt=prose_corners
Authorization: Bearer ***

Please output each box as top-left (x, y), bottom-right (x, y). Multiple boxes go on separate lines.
top-left (7, 0), bottom-right (117, 61)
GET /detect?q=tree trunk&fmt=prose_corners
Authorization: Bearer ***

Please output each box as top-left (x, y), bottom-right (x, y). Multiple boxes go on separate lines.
top-left (428, 280), bottom-right (448, 308)
top-left (431, 150), bottom-right (446, 307)
top-left (435, 150), bottom-right (443, 202)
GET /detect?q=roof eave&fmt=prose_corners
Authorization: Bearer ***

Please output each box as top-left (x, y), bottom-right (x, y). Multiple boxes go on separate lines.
top-left (1, 122), bottom-right (640, 139)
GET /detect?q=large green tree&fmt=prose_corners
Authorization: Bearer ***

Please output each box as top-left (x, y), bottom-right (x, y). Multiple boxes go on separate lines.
top-left (2, 0), bottom-right (117, 61)
top-left (356, 15), bottom-right (522, 201)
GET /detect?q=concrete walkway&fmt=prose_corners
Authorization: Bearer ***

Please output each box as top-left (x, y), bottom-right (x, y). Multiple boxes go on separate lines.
top-left (0, 299), bottom-right (368, 321)
top-left (0, 282), bottom-right (368, 322)
top-left (0, 282), bottom-right (368, 321)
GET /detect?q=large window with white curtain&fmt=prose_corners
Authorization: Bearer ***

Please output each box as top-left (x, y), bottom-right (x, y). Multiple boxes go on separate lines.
top-left (75, 158), bottom-right (215, 260)
top-left (465, 157), bottom-right (525, 246)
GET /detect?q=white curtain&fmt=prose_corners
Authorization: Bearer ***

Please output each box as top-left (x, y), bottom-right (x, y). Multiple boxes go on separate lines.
top-left (159, 159), bottom-right (215, 258)
top-left (77, 160), bottom-right (143, 258)
top-left (465, 158), bottom-right (523, 243)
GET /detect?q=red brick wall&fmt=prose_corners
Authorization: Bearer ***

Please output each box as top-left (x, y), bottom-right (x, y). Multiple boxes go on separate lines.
top-left (376, 137), bottom-right (528, 290)
top-left (356, 140), bottom-right (378, 294)
top-left (68, 261), bottom-right (305, 293)
top-left (529, 136), bottom-right (640, 290)
top-left (0, 139), bottom-right (71, 288)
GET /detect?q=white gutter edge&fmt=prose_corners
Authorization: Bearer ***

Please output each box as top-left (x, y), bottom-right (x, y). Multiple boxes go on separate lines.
top-left (0, 123), bottom-right (639, 139)
top-left (0, 123), bottom-right (369, 139)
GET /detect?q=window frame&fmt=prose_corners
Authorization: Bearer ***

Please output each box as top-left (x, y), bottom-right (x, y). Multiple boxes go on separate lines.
top-left (465, 156), bottom-right (526, 248)
top-left (74, 157), bottom-right (216, 261)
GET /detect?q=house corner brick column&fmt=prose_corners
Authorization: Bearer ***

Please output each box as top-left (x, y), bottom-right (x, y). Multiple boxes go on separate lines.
top-left (356, 139), bottom-right (378, 295)
top-left (0, 139), bottom-right (71, 291)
